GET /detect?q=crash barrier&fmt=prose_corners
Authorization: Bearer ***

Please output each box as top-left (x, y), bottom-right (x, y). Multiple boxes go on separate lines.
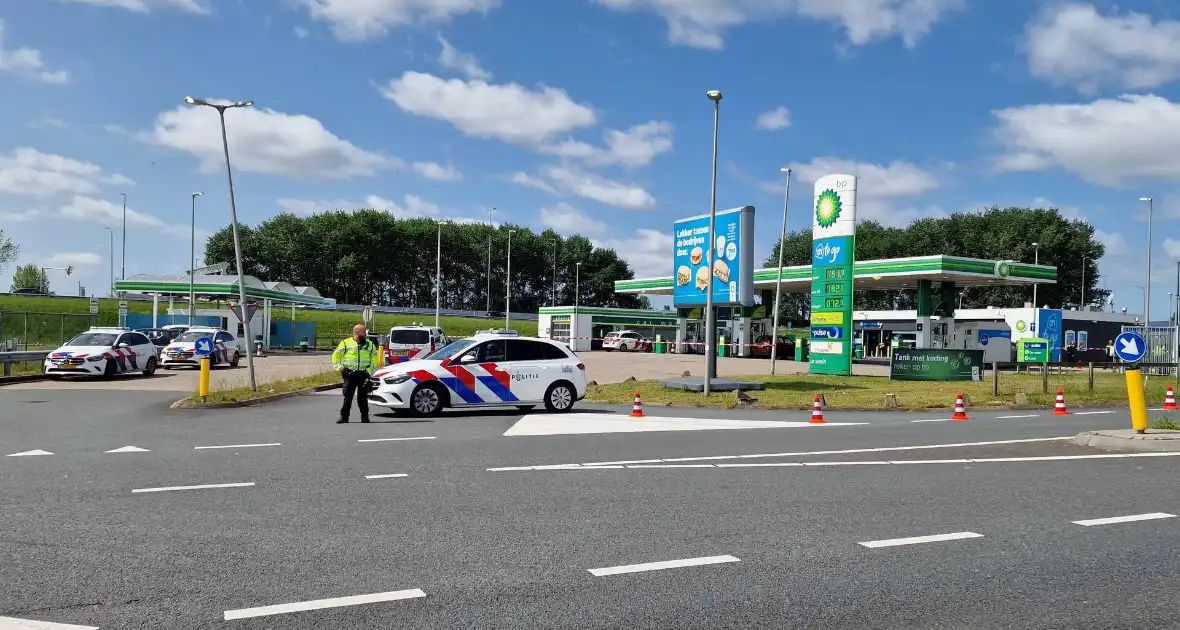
top-left (0, 351), bottom-right (47, 376)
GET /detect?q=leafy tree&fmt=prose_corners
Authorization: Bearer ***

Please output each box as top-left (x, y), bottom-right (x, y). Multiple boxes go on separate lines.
top-left (0, 230), bottom-right (16, 274)
top-left (11, 263), bottom-right (49, 294)
top-left (204, 211), bottom-right (650, 310)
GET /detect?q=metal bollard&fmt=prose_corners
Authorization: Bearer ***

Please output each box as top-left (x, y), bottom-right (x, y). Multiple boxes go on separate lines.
top-left (199, 357), bottom-right (211, 401)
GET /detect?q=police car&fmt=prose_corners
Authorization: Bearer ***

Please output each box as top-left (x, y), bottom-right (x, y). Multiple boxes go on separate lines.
top-left (385, 324), bottom-right (445, 364)
top-left (44, 327), bottom-right (159, 378)
top-left (160, 328), bottom-right (241, 368)
top-left (368, 334), bottom-right (587, 416)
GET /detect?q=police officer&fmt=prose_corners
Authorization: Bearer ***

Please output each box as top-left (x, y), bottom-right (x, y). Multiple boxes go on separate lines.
top-left (332, 324), bottom-right (378, 424)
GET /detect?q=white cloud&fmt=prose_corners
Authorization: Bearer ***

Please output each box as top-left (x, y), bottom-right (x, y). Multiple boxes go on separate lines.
top-left (1025, 3), bottom-right (1180, 93)
top-left (437, 34), bottom-right (491, 80)
top-left (539, 165), bottom-right (656, 209)
top-left (141, 102), bottom-right (399, 180)
top-left (300, 0), bottom-right (499, 42)
top-left (539, 121), bottom-right (674, 167)
top-left (506, 171), bottom-right (560, 196)
top-left (26, 117), bottom-right (70, 131)
top-left (294, 26), bottom-right (310, 38)
top-left (380, 71), bottom-right (597, 145)
top-left (0, 148), bottom-right (134, 198)
top-left (992, 94), bottom-right (1180, 186)
top-left (412, 161), bottom-right (462, 181)
top-left (592, 228), bottom-right (672, 277)
top-left (276, 193), bottom-right (442, 219)
top-left (755, 106), bottom-right (791, 130)
top-left (592, 0), bottom-right (963, 50)
top-left (50, 252), bottom-right (102, 266)
top-left (54, 0), bottom-right (210, 13)
top-left (539, 202), bottom-right (606, 235)
top-left (0, 20), bottom-right (70, 84)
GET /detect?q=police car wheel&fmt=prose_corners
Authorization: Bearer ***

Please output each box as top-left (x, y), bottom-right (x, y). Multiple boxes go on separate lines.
top-left (230, 352), bottom-right (240, 368)
top-left (102, 360), bottom-right (117, 379)
top-left (544, 382), bottom-right (575, 412)
top-left (410, 384), bottom-right (443, 416)
top-left (142, 357), bottom-right (157, 376)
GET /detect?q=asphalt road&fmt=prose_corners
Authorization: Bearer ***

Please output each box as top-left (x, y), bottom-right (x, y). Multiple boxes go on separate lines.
top-left (3, 388), bottom-right (1180, 629)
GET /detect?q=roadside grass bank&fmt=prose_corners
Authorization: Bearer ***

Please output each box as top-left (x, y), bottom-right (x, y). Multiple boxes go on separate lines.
top-left (181, 369), bottom-right (339, 405)
top-left (586, 372), bottom-right (1159, 410)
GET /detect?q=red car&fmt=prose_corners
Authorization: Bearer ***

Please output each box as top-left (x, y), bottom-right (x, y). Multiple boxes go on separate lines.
top-left (750, 335), bottom-right (795, 358)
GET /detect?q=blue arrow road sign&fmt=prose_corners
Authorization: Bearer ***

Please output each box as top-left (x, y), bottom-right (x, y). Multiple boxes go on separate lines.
top-left (193, 336), bottom-right (214, 357)
top-left (1114, 331), bottom-right (1147, 363)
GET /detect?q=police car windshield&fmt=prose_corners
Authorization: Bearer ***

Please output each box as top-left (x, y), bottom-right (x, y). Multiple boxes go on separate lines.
top-left (390, 329), bottom-right (430, 345)
top-left (174, 331), bottom-right (214, 342)
top-left (424, 339), bottom-right (476, 361)
top-left (68, 333), bottom-right (118, 346)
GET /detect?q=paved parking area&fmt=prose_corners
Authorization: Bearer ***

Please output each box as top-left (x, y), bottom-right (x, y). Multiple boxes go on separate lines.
top-left (579, 350), bottom-right (889, 384)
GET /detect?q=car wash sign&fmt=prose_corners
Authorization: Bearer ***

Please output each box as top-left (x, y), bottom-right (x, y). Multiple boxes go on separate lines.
top-left (809, 174), bottom-right (857, 376)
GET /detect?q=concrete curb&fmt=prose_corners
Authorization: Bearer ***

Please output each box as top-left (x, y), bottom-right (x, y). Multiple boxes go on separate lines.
top-left (170, 382), bottom-right (342, 409)
top-left (0, 374), bottom-right (52, 386)
top-left (1074, 429), bottom-right (1180, 453)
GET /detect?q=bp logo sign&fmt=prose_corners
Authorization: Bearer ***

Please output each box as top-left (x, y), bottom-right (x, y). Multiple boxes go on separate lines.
top-left (994, 260), bottom-right (1012, 279)
top-left (815, 189), bottom-right (842, 228)
top-left (1015, 320), bottom-right (1027, 332)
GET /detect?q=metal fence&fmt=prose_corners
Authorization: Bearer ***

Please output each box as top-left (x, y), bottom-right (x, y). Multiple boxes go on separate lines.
top-left (1120, 325), bottom-right (1178, 376)
top-left (0, 311), bottom-right (98, 351)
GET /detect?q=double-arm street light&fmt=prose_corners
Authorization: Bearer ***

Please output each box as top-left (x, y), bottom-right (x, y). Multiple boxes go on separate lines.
top-left (184, 95), bottom-right (256, 391)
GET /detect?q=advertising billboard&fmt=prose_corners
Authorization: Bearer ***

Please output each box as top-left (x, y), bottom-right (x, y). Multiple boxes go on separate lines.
top-left (809, 174), bottom-right (857, 376)
top-left (890, 348), bottom-right (985, 381)
top-left (672, 206), bottom-right (755, 307)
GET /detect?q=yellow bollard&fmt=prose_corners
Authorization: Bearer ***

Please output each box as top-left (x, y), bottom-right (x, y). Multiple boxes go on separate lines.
top-left (1125, 367), bottom-right (1148, 434)
top-left (199, 357), bottom-right (211, 400)
top-left (377, 345), bottom-right (385, 368)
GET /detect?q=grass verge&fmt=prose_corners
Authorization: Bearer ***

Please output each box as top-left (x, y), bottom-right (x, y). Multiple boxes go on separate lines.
top-left (586, 372), bottom-right (1160, 411)
top-left (183, 370), bottom-right (339, 405)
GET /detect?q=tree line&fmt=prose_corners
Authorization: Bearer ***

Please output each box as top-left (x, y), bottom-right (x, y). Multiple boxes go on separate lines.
top-left (204, 210), bottom-right (651, 312)
top-left (765, 207), bottom-right (1108, 318)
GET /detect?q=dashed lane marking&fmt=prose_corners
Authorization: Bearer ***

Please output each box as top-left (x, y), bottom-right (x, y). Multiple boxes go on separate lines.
top-left (105, 446), bottom-right (149, 453)
top-left (132, 482), bottom-right (255, 494)
top-left (357, 437), bottom-right (436, 443)
top-left (193, 443), bottom-right (280, 450)
top-left (859, 532), bottom-right (983, 548)
top-left (588, 555), bottom-right (740, 576)
top-left (994, 414), bottom-right (1040, 419)
top-left (6, 450), bottom-right (53, 457)
top-left (223, 588), bottom-right (426, 620)
top-left (1072, 411), bottom-right (1115, 415)
top-left (1072, 512), bottom-right (1176, 527)
top-left (364, 473), bottom-right (409, 479)
top-left (0, 616), bottom-right (98, 629)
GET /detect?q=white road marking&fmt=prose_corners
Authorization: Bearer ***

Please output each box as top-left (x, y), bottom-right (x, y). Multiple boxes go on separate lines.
top-left (357, 437), bottom-right (436, 443)
top-left (1072, 411), bottom-right (1114, 415)
top-left (223, 588), bottom-right (426, 620)
top-left (804, 461), bottom-right (891, 466)
top-left (0, 616), bottom-right (99, 629)
top-left (105, 446), bottom-right (149, 453)
top-left (1072, 512), bottom-right (1176, 527)
top-left (625, 464), bottom-right (715, 468)
top-left (588, 555), bottom-right (740, 576)
top-left (0, 618), bottom-right (99, 627)
top-left (859, 532), bottom-right (983, 548)
top-left (365, 473), bottom-right (408, 479)
top-left (995, 414), bottom-right (1040, 419)
top-left (132, 482), bottom-right (255, 493)
top-left (194, 443), bottom-right (280, 450)
top-left (910, 418), bottom-right (949, 423)
top-left (7, 449), bottom-right (53, 457)
top-left (715, 462), bottom-right (804, 468)
top-left (504, 413), bottom-right (866, 437)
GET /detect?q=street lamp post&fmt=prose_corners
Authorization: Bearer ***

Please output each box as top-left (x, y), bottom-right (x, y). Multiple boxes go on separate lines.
top-left (486, 207), bottom-right (494, 313)
top-left (1141, 197), bottom-right (1154, 324)
top-left (770, 167), bottom-right (791, 375)
top-left (703, 89), bottom-right (722, 395)
top-left (120, 193), bottom-right (127, 286)
top-left (551, 240), bottom-right (558, 307)
top-left (575, 261), bottom-right (582, 348)
top-left (1031, 242), bottom-right (1039, 307)
top-left (104, 227), bottom-right (113, 297)
top-left (189, 192), bottom-right (203, 325)
top-left (505, 229), bottom-right (516, 330)
top-left (1081, 255), bottom-right (1087, 311)
top-left (435, 220), bottom-right (446, 328)
top-left (185, 95), bottom-right (256, 391)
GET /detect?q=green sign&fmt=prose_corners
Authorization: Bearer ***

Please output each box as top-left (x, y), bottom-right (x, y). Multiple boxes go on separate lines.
top-left (890, 348), bottom-right (985, 381)
top-left (809, 174), bottom-right (857, 376)
top-left (1016, 338), bottom-right (1049, 363)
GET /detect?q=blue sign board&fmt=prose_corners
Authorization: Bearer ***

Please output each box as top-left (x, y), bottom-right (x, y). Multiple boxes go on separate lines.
top-left (978, 329), bottom-right (1011, 345)
top-left (1036, 309), bottom-right (1063, 362)
top-left (811, 326), bottom-right (843, 339)
top-left (193, 336), bottom-right (215, 357)
top-left (672, 206), bottom-right (755, 307)
top-left (812, 237), bottom-right (851, 266)
top-left (1114, 331), bottom-right (1147, 363)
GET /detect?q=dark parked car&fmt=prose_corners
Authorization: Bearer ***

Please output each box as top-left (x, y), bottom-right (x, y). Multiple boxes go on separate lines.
top-left (137, 327), bottom-right (188, 355)
top-left (750, 335), bottom-right (795, 359)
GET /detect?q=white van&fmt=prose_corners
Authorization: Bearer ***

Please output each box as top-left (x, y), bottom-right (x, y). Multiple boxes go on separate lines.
top-left (386, 324), bottom-right (445, 364)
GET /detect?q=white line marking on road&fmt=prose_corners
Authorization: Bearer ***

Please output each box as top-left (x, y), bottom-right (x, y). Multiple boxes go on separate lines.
top-left (1072, 512), bottom-right (1176, 527)
top-left (0, 616), bottom-right (99, 629)
top-left (859, 532), bottom-right (983, 548)
top-left (6, 449), bottom-right (53, 457)
top-left (715, 462), bottom-right (804, 468)
top-left (910, 418), bottom-right (949, 423)
top-left (888, 459), bottom-right (971, 464)
top-left (105, 445), bottom-right (149, 453)
top-left (804, 460), bottom-right (891, 466)
top-left (194, 443), bottom-right (280, 450)
top-left (132, 482), bottom-right (255, 493)
top-left (995, 414), bottom-right (1040, 419)
top-left (223, 588), bottom-right (426, 620)
top-left (588, 555), bottom-right (740, 576)
top-left (365, 473), bottom-right (408, 479)
top-left (625, 464), bottom-right (715, 468)
top-left (582, 459), bottom-right (666, 466)
top-left (357, 437), bottom-right (436, 443)
top-left (1072, 411), bottom-right (1114, 415)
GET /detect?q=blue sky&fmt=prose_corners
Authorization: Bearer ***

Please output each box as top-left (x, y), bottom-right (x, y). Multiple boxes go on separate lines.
top-left (4, 0), bottom-right (1180, 317)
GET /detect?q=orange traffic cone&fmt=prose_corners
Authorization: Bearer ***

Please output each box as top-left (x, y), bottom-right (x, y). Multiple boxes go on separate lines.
top-left (951, 393), bottom-right (969, 421)
top-left (1053, 388), bottom-right (1069, 415)
top-left (1164, 385), bottom-right (1178, 411)
top-left (810, 394), bottom-right (826, 424)
top-left (630, 391), bottom-right (645, 418)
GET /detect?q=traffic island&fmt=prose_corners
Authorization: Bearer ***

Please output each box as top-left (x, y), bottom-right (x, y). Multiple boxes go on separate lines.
top-left (659, 377), bottom-right (765, 392)
top-left (1074, 429), bottom-right (1180, 453)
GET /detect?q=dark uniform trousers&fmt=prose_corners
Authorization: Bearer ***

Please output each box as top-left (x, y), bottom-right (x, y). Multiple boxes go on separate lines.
top-left (341, 368), bottom-right (371, 422)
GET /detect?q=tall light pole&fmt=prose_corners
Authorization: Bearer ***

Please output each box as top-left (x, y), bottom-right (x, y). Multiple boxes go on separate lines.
top-left (185, 95), bottom-right (257, 391)
top-left (575, 261), bottom-right (582, 348)
top-left (1080, 255), bottom-right (1087, 311)
top-left (703, 89), bottom-right (722, 395)
top-left (104, 227), bottom-right (113, 297)
top-left (486, 207), bottom-right (494, 313)
top-left (435, 219), bottom-right (447, 328)
top-left (551, 239), bottom-right (558, 307)
top-left (1141, 196), bottom-right (1154, 324)
top-left (189, 192), bottom-right (203, 325)
top-left (770, 167), bottom-right (791, 375)
top-left (505, 229), bottom-right (516, 330)
top-left (1031, 242), bottom-right (1040, 307)
top-left (120, 192), bottom-right (127, 284)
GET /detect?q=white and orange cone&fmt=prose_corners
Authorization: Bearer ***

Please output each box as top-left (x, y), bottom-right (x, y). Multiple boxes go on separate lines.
top-left (810, 394), bottom-right (826, 424)
top-left (951, 393), bottom-right (969, 421)
top-left (1053, 388), bottom-right (1069, 415)
top-left (630, 391), bottom-right (645, 418)
top-left (1164, 385), bottom-right (1178, 411)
